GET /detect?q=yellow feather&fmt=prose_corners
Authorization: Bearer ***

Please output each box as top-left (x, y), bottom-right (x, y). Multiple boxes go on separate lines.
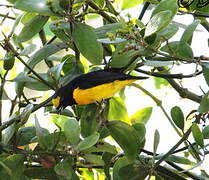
top-left (73, 79), bottom-right (136, 105)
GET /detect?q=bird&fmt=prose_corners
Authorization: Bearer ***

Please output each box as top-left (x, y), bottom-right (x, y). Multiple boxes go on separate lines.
top-left (52, 69), bottom-right (148, 112)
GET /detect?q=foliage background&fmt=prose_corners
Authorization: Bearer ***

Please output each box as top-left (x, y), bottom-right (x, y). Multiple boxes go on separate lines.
top-left (0, 0), bottom-right (209, 179)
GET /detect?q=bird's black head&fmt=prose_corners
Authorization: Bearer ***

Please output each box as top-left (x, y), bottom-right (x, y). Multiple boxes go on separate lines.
top-left (52, 86), bottom-right (76, 113)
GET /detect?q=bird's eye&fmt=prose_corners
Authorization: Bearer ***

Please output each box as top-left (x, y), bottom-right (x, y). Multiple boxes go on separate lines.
top-left (52, 96), bottom-right (61, 108)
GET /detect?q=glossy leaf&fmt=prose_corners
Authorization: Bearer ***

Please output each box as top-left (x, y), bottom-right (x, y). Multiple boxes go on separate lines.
top-left (17, 15), bottom-right (49, 43)
top-left (35, 116), bottom-right (50, 149)
top-left (156, 154), bottom-right (195, 165)
top-left (97, 38), bottom-right (126, 44)
top-left (24, 167), bottom-right (58, 179)
top-left (170, 106), bottom-right (185, 131)
top-left (19, 104), bottom-right (34, 125)
top-left (144, 60), bottom-right (173, 67)
top-left (121, 0), bottom-right (143, 10)
top-left (130, 107), bottom-right (153, 124)
top-left (72, 23), bottom-right (103, 65)
top-left (191, 123), bottom-right (204, 148)
top-left (82, 154), bottom-right (105, 166)
top-left (47, 61), bottom-right (65, 82)
top-left (95, 23), bottom-right (123, 38)
top-left (20, 44), bottom-right (36, 56)
top-left (180, 20), bottom-right (200, 44)
top-left (107, 121), bottom-right (139, 162)
top-left (49, 21), bottom-right (71, 42)
top-left (151, 0), bottom-right (178, 18)
top-left (198, 91), bottom-right (209, 113)
top-left (113, 157), bottom-right (130, 180)
top-left (161, 41), bottom-right (193, 59)
top-left (145, 10), bottom-right (172, 37)
top-left (80, 103), bottom-right (99, 137)
top-left (202, 64), bottom-right (209, 87)
top-left (14, 0), bottom-right (55, 16)
top-left (16, 126), bottom-right (36, 146)
top-left (132, 123), bottom-right (146, 144)
top-left (54, 159), bottom-right (79, 180)
top-left (202, 125), bottom-right (209, 139)
top-left (63, 118), bottom-right (80, 146)
top-left (108, 97), bottom-right (129, 122)
top-left (153, 129), bottom-right (160, 154)
top-left (75, 132), bottom-right (100, 151)
top-left (0, 154), bottom-right (25, 179)
top-left (27, 42), bottom-right (69, 69)
top-left (3, 52), bottom-right (15, 71)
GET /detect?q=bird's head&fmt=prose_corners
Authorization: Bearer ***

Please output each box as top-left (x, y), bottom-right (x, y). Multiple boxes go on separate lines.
top-left (52, 87), bottom-right (75, 113)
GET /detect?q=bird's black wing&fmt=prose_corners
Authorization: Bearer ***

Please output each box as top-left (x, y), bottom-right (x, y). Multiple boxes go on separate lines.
top-left (71, 70), bottom-right (146, 89)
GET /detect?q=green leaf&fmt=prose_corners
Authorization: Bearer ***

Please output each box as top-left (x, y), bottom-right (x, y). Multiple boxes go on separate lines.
top-left (151, 0), bottom-right (178, 18)
top-left (35, 116), bottom-right (50, 149)
top-left (107, 121), bottom-right (139, 162)
top-left (108, 97), bottom-right (128, 122)
top-left (95, 23), bottom-right (123, 39)
top-left (130, 107), bottom-right (153, 124)
top-left (3, 52), bottom-right (15, 71)
top-left (20, 44), bottom-right (37, 56)
top-left (170, 106), bottom-right (185, 131)
top-left (19, 104), bottom-right (34, 125)
top-left (178, 43), bottom-right (194, 59)
top-left (113, 157), bottom-right (129, 180)
top-left (16, 126), bottom-right (36, 146)
top-left (17, 15), bottom-right (49, 43)
top-left (54, 160), bottom-right (71, 179)
top-left (14, 0), bottom-right (55, 16)
top-left (180, 20), bottom-right (200, 44)
top-left (24, 167), bottom-right (58, 179)
top-left (202, 125), bottom-right (209, 139)
top-left (27, 42), bottom-right (69, 69)
top-left (156, 154), bottom-right (195, 165)
top-left (82, 154), bottom-right (105, 166)
top-left (49, 20), bottom-right (71, 42)
top-left (80, 103), bottom-right (99, 137)
top-left (72, 23), bottom-right (103, 65)
top-left (75, 132), bottom-right (100, 151)
top-left (153, 130), bottom-right (160, 154)
top-left (132, 123), bottom-right (146, 142)
top-left (63, 118), bottom-right (80, 146)
top-left (191, 123), bottom-right (204, 148)
top-left (47, 61), bottom-right (65, 82)
top-left (145, 10), bottom-right (172, 37)
top-left (160, 41), bottom-right (193, 59)
top-left (121, 0), bottom-right (143, 10)
top-left (111, 46), bottom-right (136, 68)
top-left (119, 164), bottom-right (149, 180)
top-left (198, 91), bottom-right (209, 113)
top-left (0, 154), bottom-right (25, 179)
top-left (158, 23), bottom-right (179, 41)
top-left (144, 60), bottom-right (173, 67)
top-left (202, 63), bottom-right (209, 87)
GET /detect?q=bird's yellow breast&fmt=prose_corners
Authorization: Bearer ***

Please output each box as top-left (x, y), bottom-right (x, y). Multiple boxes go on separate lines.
top-left (73, 79), bottom-right (136, 105)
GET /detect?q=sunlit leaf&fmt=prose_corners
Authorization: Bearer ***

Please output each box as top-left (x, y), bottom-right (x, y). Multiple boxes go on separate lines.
top-left (191, 123), bottom-right (204, 148)
top-left (27, 42), bottom-right (68, 69)
top-left (145, 10), bottom-right (172, 37)
top-left (75, 132), bottom-right (100, 151)
top-left (14, 0), bottom-right (55, 15)
top-left (17, 15), bottom-right (49, 43)
top-left (63, 118), bottom-right (80, 146)
top-left (170, 106), bottom-right (185, 131)
top-left (107, 121), bottom-right (139, 162)
top-left (130, 107), bottom-right (152, 124)
top-left (72, 23), bottom-right (103, 65)
top-left (151, 0), bottom-right (178, 18)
